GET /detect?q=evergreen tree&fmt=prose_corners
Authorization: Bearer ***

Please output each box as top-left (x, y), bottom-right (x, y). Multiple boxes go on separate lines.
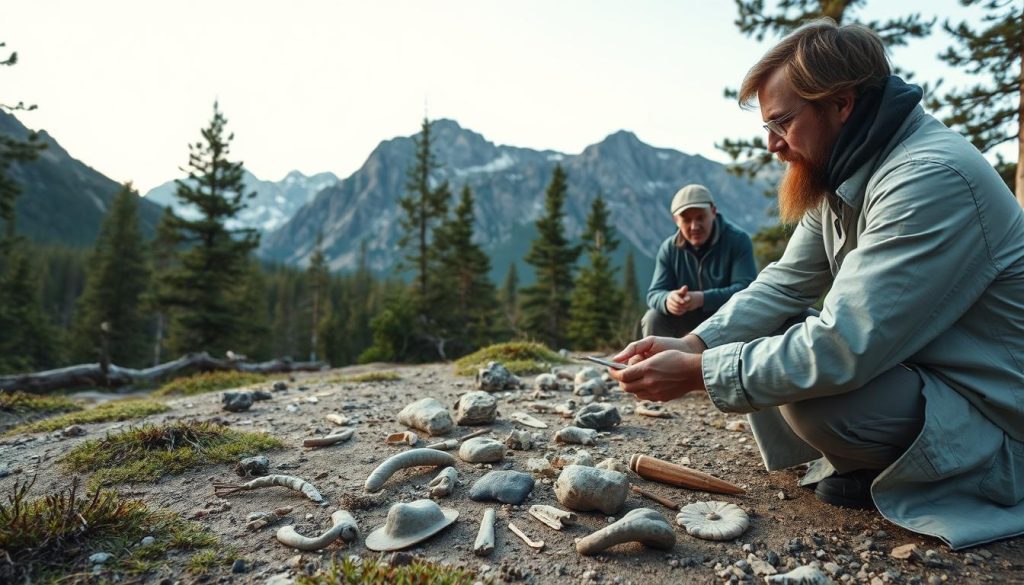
top-left (520, 164), bottom-right (580, 349)
top-left (159, 102), bottom-right (259, 358)
top-left (500, 263), bottom-right (521, 338)
top-left (307, 233), bottom-right (329, 361)
top-left (228, 258), bottom-right (271, 360)
top-left (398, 118), bottom-right (450, 303)
top-left (0, 42), bottom-right (45, 249)
top-left (0, 244), bottom-right (60, 373)
top-left (70, 184), bottom-right (151, 367)
top-left (436, 185), bottom-right (498, 354)
top-left (568, 196), bottom-right (622, 349)
top-left (616, 250), bottom-right (644, 344)
top-left (926, 0), bottom-right (1022, 204)
top-left (147, 207), bottom-right (181, 365)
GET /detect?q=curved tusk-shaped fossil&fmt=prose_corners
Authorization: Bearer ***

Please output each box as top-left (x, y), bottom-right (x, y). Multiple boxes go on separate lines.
top-left (428, 466), bottom-right (459, 498)
top-left (364, 448), bottom-right (457, 493)
top-left (508, 522), bottom-right (544, 550)
top-left (213, 475), bottom-right (324, 503)
top-left (554, 426), bottom-right (598, 446)
top-left (528, 504), bottom-right (577, 530)
top-left (576, 508), bottom-right (676, 556)
top-left (303, 429), bottom-right (354, 448)
top-left (276, 510), bottom-right (359, 551)
top-left (473, 508), bottom-right (496, 557)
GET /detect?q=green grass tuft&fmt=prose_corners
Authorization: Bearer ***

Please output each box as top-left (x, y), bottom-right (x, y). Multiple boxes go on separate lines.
top-left (0, 391), bottom-right (82, 415)
top-left (62, 420), bottom-right (283, 486)
top-left (0, 477), bottom-right (216, 583)
top-left (298, 556), bottom-right (481, 585)
top-left (330, 371), bottom-right (401, 384)
top-left (153, 370), bottom-right (269, 397)
top-left (4, 399), bottom-right (169, 436)
top-left (453, 341), bottom-right (569, 376)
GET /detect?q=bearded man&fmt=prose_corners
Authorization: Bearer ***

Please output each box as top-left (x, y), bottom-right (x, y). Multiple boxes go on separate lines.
top-left (610, 18), bottom-right (1024, 549)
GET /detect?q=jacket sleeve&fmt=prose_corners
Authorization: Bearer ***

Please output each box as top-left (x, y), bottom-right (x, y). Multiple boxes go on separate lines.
top-left (646, 239), bottom-right (678, 314)
top-left (701, 232), bottom-right (757, 313)
top-left (700, 161), bottom-right (997, 413)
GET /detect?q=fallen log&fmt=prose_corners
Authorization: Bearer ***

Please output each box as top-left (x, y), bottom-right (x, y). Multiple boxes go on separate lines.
top-left (0, 352), bottom-right (327, 394)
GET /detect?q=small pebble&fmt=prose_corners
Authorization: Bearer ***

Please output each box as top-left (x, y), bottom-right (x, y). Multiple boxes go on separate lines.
top-left (140, 536), bottom-right (155, 546)
top-left (232, 559), bottom-right (247, 573)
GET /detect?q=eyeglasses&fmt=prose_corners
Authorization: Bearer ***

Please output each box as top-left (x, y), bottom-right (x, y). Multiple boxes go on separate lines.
top-left (763, 101), bottom-right (808, 137)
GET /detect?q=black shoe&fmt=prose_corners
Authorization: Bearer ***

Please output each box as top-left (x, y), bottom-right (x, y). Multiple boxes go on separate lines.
top-left (814, 469), bottom-right (880, 509)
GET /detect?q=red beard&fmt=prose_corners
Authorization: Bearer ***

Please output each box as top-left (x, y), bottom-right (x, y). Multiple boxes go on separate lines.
top-left (777, 150), bottom-right (831, 224)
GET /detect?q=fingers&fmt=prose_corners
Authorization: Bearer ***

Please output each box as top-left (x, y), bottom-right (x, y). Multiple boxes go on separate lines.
top-left (612, 337), bottom-right (655, 362)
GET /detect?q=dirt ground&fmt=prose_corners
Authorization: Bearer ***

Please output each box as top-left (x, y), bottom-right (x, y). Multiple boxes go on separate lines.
top-left (1, 362), bottom-right (1022, 584)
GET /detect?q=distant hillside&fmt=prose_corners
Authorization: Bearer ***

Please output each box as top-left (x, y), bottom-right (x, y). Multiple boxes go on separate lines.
top-left (0, 110), bottom-right (163, 246)
top-left (260, 119), bottom-right (776, 287)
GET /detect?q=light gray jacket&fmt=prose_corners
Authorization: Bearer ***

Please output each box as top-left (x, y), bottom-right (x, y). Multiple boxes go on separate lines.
top-left (693, 106), bottom-right (1024, 549)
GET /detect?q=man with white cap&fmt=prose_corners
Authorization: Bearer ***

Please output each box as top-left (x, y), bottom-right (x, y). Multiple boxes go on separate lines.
top-left (641, 184), bottom-right (757, 337)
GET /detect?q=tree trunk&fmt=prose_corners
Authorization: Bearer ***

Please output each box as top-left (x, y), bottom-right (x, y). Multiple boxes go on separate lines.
top-left (0, 352), bottom-right (327, 394)
top-left (1017, 43), bottom-right (1023, 206)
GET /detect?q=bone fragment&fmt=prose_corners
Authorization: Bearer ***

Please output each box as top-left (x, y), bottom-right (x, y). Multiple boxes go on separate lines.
top-left (473, 508), bottom-right (496, 557)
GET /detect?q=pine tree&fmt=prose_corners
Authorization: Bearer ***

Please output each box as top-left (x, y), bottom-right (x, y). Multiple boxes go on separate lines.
top-left (0, 42), bottom-right (45, 249)
top-left (568, 196), bottom-right (622, 349)
top-left (70, 184), bottom-right (151, 367)
top-left (926, 0), bottom-right (1022, 204)
top-left (500, 263), bottom-right (521, 338)
top-left (398, 118), bottom-right (450, 303)
top-left (146, 207), bottom-right (180, 365)
top-left (159, 102), bottom-right (259, 358)
top-left (228, 258), bottom-right (270, 360)
top-left (520, 164), bottom-right (580, 349)
top-left (436, 185), bottom-right (498, 354)
top-left (307, 233), bottom-right (329, 361)
top-left (0, 244), bottom-right (60, 373)
top-left (616, 250), bottom-right (643, 344)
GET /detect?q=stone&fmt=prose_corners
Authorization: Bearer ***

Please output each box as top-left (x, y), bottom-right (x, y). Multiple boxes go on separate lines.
top-left (476, 361), bottom-right (519, 391)
top-left (504, 429), bottom-right (533, 450)
top-left (751, 559), bottom-right (778, 576)
top-left (235, 455), bottom-right (270, 477)
top-left (725, 419), bottom-right (749, 432)
top-left (554, 464), bottom-right (628, 515)
top-left (398, 398), bottom-right (455, 435)
top-left (766, 565), bottom-right (832, 584)
top-left (595, 458), bottom-right (628, 474)
top-left (232, 559), bottom-right (248, 573)
top-left (574, 367), bottom-right (602, 388)
top-left (574, 377), bottom-right (607, 397)
top-left (526, 458), bottom-right (558, 478)
top-left (573, 403), bottom-right (621, 430)
top-left (891, 543), bottom-right (922, 560)
top-left (252, 390), bottom-right (273, 401)
top-left (88, 552), bottom-right (112, 564)
top-left (469, 470), bottom-right (535, 504)
top-left (454, 391), bottom-right (497, 425)
top-left (272, 381), bottom-right (288, 391)
top-left (62, 424), bottom-right (87, 437)
top-left (534, 373), bottom-right (560, 392)
top-left (140, 536), bottom-right (155, 546)
top-left (458, 437), bottom-right (506, 463)
top-left (222, 391), bottom-right (254, 412)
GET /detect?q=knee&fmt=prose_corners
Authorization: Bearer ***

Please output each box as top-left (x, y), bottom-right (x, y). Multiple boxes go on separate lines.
top-left (780, 400), bottom-right (844, 451)
top-left (640, 309), bottom-right (665, 337)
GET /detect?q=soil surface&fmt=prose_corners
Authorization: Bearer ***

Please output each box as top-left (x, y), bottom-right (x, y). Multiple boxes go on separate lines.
top-left (1, 362), bottom-right (1022, 584)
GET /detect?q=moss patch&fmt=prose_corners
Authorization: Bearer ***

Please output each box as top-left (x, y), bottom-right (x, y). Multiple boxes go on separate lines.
top-left (0, 391), bottom-right (81, 415)
top-left (153, 370), bottom-right (269, 397)
top-left (298, 556), bottom-right (480, 585)
top-left (4, 399), bottom-right (169, 436)
top-left (0, 478), bottom-right (216, 584)
top-left (62, 420), bottom-right (283, 486)
top-left (453, 341), bottom-right (569, 376)
top-left (330, 371), bottom-right (401, 384)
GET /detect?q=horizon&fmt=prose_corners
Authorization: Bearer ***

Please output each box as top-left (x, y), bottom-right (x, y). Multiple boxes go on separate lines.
top-left (5, 0), bottom-right (1005, 193)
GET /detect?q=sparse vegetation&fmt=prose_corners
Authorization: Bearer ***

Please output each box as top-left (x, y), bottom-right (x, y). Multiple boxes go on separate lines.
top-left (62, 420), bottom-right (283, 486)
top-left (4, 398), bottom-right (169, 436)
top-left (186, 545), bottom-right (241, 574)
top-left (298, 556), bottom-right (480, 585)
top-left (0, 477), bottom-right (217, 583)
top-left (331, 371), bottom-right (402, 384)
top-left (153, 370), bottom-right (269, 396)
top-left (453, 341), bottom-right (569, 376)
top-left (0, 390), bottom-right (81, 415)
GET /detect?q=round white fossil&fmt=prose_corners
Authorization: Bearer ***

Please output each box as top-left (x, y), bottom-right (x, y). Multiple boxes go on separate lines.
top-left (675, 501), bottom-right (749, 541)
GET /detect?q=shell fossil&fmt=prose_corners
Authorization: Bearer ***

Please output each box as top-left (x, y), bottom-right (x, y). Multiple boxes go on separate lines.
top-left (675, 500), bottom-right (750, 541)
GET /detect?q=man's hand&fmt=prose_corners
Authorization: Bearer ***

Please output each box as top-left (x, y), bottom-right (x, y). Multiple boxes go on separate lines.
top-left (611, 334), bottom-right (707, 366)
top-left (607, 350), bottom-right (704, 402)
top-left (680, 290), bottom-right (704, 312)
top-left (665, 285), bottom-right (690, 315)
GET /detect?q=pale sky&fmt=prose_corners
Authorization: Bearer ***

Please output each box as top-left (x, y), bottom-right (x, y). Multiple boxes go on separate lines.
top-left (3, 0), bottom-right (1002, 193)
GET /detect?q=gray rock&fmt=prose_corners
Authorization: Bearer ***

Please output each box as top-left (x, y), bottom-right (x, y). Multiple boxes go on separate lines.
top-left (62, 424), bottom-right (87, 437)
top-left (554, 465), bottom-right (628, 515)
top-left (469, 470), bottom-right (535, 504)
top-left (574, 367), bottom-right (602, 388)
top-left (504, 429), bottom-right (533, 450)
top-left (574, 377), bottom-right (607, 397)
top-left (222, 391), bottom-right (254, 412)
top-left (458, 437), bottom-right (506, 463)
top-left (398, 398), bottom-right (455, 435)
top-left (235, 455), bottom-right (270, 477)
top-left (765, 565), bottom-right (833, 584)
top-left (140, 536), bottom-right (155, 546)
top-left (272, 381), bottom-right (288, 391)
top-left (89, 552), bottom-right (112, 564)
top-left (454, 391), bottom-right (497, 425)
top-left (573, 403), bottom-right (621, 430)
top-left (476, 361), bottom-right (519, 391)
top-left (232, 559), bottom-right (248, 573)
top-left (252, 390), bottom-right (273, 401)
top-left (534, 373), bottom-right (560, 392)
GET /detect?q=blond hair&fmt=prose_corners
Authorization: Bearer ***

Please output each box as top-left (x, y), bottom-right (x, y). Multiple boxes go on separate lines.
top-left (739, 18), bottom-right (891, 107)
